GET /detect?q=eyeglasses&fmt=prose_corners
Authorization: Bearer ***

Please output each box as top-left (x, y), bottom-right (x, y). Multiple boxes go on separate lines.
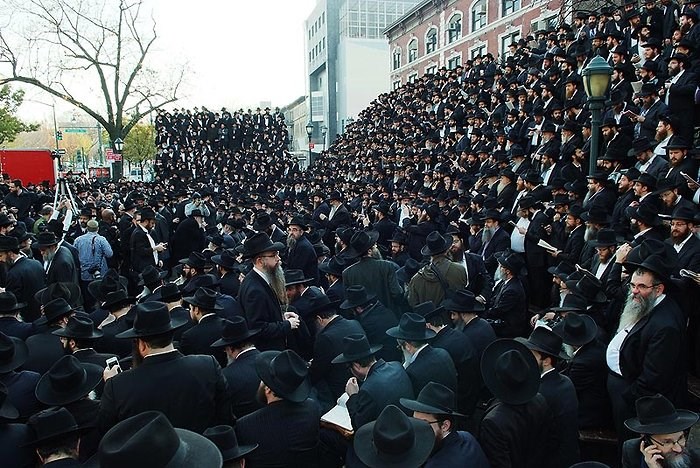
top-left (258, 253), bottom-right (280, 259)
top-left (648, 432), bottom-right (687, 449)
top-left (629, 282), bottom-right (661, 292)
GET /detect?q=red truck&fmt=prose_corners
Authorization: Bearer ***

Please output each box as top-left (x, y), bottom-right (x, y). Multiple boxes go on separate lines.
top-left (0, 149), bottom-right (57, 186)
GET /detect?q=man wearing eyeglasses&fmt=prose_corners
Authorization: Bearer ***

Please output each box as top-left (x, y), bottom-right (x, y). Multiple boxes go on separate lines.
top-left (622, 394), bottom-right (700, 468)
top-left (606, 256), bottom-right (686, 440)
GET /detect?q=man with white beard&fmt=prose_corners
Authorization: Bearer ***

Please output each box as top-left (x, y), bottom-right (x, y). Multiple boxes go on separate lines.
top-left (622, 394), bottom-right (700, 468)
top-left (238, 232), bottom-right (301, 352)
top-left (606, 258), bottom-right (686, 439)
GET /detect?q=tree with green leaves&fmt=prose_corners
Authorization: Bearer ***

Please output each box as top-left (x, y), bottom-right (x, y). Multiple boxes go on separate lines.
top-left (123, 124), bottom-right (155, 180)
top-left (0, 85), bottom-right (38, 145)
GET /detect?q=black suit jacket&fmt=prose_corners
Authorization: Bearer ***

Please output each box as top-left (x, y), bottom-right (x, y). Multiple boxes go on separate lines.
top-left (0, 423), bottom-right (34, 468)
top-left (0, 316), bottom-right (34, 341)
top-left (538, 370), bottom-right (580, 468)
top-left (480, 228), bottom-right (510, 275)
top-left (432, 327), bottom-right (481, 415)
top-left (96, 315), bottom-right (134, 358)
top-left (407, 345), bottom-right (458, 396)
top-left (5, 255), bottom-right (46, 322)
top-left (98, 350), bottom-right (230, 434)
top-left (238, 270), bottom-right (289, 352)
top-left (0, 370), bottom-right (42, 419)
top-left (464, 253), bottom-right (494, 302)
top-left (354, 301), bottom-right (401, 363)
top-left (179, 314), bottom-right (227, 367)
top-left (286, 236), bottom-right (319, 286)
top-left (556, 224), bottom-right (585, 265)
top-left (129, 227), bottom-right (157, 274)
top-left (309, 316), bottom-right (364, 408)
top-left (622, 437), bottom-right (700, 468)
top-left (46, 245), bottom-right (78, 286)
top-left (560, 339), bottom-right (611, 428)
top-left (486, 278), bottom-right (528, 338)
top-left (218, 271), bottom-right (240, 298)
top-left (346, 359), bottom-right (415, 430)
top-left (524, 211), bottom-right (550, 268)
top-left (222, 348), bottom-right (262, 418)
top-left (24, 325), bottom-right (63, 374)
top-left (235, 399), bottom-right (320, 467)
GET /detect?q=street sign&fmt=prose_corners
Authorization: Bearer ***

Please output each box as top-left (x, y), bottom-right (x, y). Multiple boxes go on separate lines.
top-left (105, 149), bottom-right (121, 162)
top-left (63, 128), bottom-right (88, 134)
top-left (57, 149), bottom-right (66, 155)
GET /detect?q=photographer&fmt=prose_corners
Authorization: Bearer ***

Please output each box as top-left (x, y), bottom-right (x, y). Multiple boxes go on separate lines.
top-left (74, 219), bottom-right (113, 311)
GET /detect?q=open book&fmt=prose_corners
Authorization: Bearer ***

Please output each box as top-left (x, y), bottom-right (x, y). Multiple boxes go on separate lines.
top-left (537, 239), bottom-right (559, 253)
top-left (321, 392), bottom-right (353, 433)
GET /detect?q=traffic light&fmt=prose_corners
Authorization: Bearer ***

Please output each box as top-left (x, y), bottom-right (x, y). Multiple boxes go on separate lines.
top-left (56, 131), bottom-right (63, 141)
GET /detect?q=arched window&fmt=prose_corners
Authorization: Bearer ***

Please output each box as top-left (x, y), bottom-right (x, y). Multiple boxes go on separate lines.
top-left (471, 0), bottom-right (487, 32)
top-left (448, 13), bottom-right (462, 44)
top-left (408, 39), bottom-right (418, 63)
top-left (392, 48), bottom-right (402, 70)
top-left (426, 27), bottom-right (438, 54)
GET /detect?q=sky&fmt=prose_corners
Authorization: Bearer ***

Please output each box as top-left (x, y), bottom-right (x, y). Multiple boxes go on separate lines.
top-left (16, 0), bottom-right (316, 124)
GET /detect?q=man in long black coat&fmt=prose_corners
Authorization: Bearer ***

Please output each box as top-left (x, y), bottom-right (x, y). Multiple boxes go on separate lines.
top-left (0, 236), bottom-right (46, 323)
top-left (170, 209), bottom-right (206, 264)
top-left (285, 217), bottom-right (319, 286)
top-left (180, 287), bottom-right (227, 367)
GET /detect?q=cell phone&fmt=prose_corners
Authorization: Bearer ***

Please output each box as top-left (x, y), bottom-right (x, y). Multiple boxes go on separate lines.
top-left (680, 172), bottom-right (696, 184)
top-left (106, 356), bottom-right (122, 373)
top-left (508, 220), bottom-right (517, 227)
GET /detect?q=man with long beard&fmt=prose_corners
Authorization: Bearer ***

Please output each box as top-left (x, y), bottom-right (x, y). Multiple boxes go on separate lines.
top-left (284, 216), bottom-right (319, 286)
top-left (622, 394), bottom-right (700, 468)
top-left (606, 260), bottom-right (686, 439)
top-left (238, 233), bottom-right (300, 352)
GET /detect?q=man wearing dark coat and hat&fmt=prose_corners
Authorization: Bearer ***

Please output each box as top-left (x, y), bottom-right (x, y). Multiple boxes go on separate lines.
top-left (129, 208), bottom-right (167, 276)
top-left (285, 215), bottom-right (319, 286)
top-left (0, 235), bottom-right (45, 323)
top-left (170, 208), bottom-right (206, 265)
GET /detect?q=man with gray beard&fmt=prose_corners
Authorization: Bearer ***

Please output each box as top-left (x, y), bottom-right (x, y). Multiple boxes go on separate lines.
top-left (284, 216), bottom-right (319, 286)
top-left (606, 259), bottom-right (686, 440)
top-left (479, 210), bottom-right (511, 276)
top-left (238, 233), bottom-right (301, 352)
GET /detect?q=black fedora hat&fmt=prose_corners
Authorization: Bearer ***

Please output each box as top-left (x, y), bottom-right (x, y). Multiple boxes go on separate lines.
top-left (101, 289), bottom-right (136, 310)
top-left (35, 231), bottom-right (59, 248)
top-left (624, 394), bottom-right (699, 434)
top-left (635, 254), bottom-right (675, 281)
top-left (0, 382), bottom-right (18, 420)
top-left (34, 282), bottom-right (83, 308)
top-left (211, 316), bottom-right (261, 348)
top-left (626, 202), bottom-right (660, 226)
top-left (547, 261), bottom-right (576, 280)
top-left (35, 355), bottom-right (103, 406)
top-left (328, 190), bottom-right (343, 201)
top-left (183, 287), bottom-right (223, 311)
top-left (139, 207), bottom-right (156, 220)
top-left (495, 250), bottom-right (527, 276)
top-left (397, 258), bottom-right (422, 285)
top-left (420, 231), bottom-right (452, 256)
top-left (115, 302), bottom-right (188, 339)
top-left (481, 339), bottom-right (540, 405)
top-left (553, 312), bottom-right (598, 347)
top-left (386, 313), bottom-right (436, 341)
top-left (632, 172), bottom-right (657, 191)
top-left (252, 212), bottom-right (274, 231)
top-left (53, 315), bottom-right (103, 340)
top-left (332, 333), bottom-right (383, 364)
top-left (343, 230), bottom-right (380, 259)
top-left (287, 215), bottom-right (309, 230)
top-left (255, 349), bottom-right (311, 403)
top-left (150, 282), bottom-right (182, 303)
top-left (547, 292), bottom-right (588, 313)
top-left (388, 231), bottom-right (408, 245)
top-left (340, 286), bottom-right (377, 309)
top-left (24, 407), bottom-right (85, 447)
top-left (283, 269), bottom-right (313, 287)
top-left (665, 135), bottom-right (691, 150)
top-left (180, 273), bottom-right (220, 295)
top-left (319, 256), bottom-right (347, 277)
top-left (0, 235), bottom-right (18, 252)
top-left (669, 204), bottom-right (697, 223)
top-left (95, 411), bottom-right (222, 468)
top-left (400, 382), bottom-right (466, 417)
top-left (308, 294), bottom-right (341, 316)
top-left (592, 228), bottom-right (621, 247)
top-left (0, 332), bottom-right (28, 373)
top-left (354, 405), bottom-right (434, 468)
top-left (580, 206), bottom-right (612, 225)
top-left (137, 265), bottom-right (168, 286)
top-left (412, 301), bottom-right (445, 320)
top-left (211, 250), bottom-right (238, 270)
top-left (203, 425), bottom-right (257, 462)
top-left (88, 270), bottom-right (128, 302)
top-left (440, 289), bottom-right (485, 313)
top-left (566, 274), bottom-right (607, 304)
top-left (0, 291), bottom-right (25, 313)
top-left (515, 327), bottom-right (569, 360)
top-left (239, 232), bottom-right (285, 259)
top-left (178, 251), bottom-right (207, 269)
top-left (37, 298), bottom-right (74, 326)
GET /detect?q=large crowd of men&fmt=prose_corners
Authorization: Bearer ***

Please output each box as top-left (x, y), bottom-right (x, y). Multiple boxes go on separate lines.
top-left (0, 0), bottom-right (700, 466)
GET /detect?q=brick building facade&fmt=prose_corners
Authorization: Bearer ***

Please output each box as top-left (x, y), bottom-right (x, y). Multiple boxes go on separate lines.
top-left (385, 0), bottom-right (564, 87)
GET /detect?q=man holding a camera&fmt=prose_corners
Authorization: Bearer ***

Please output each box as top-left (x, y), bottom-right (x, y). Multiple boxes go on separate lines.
top-left (74, 219), bottom-right (113, 311)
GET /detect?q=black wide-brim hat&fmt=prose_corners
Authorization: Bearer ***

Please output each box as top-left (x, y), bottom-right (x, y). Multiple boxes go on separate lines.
top-left (115, 302), bottom-right (188, 339)
top-left (515, 328), bottom-right (569, 361)
top-left (0, 383), bottom-right (18, 420)
top-left (203, 425), bottom-right (258, 462)
top-left (399, 382), bottom-right (466, 418)
top-left (239, 232), bottom-right (285, 259)
top-left (553, 313), bottom-right (598, 347)
top-left (481, 339), bottom-right (540, 405)
top-left (255, 350), bottom-right (311, 403)
top-left (211, 318), bottom-right (261, 348)
top-left (88, 273), bottom-right (129, 301)
top-left (0, 334), bottom-right (29, 373)
top-left (332, 334), bottom-right (383, 364)
top-left (22, 407), bottom-right (91, 448)
top-left (137, 267), bottom-right (168, 286)
top-left (386, 313), bottom-right (437, 341)
top-left (34, 282), bottom-right (82, 308)
top-left (35, 356), bottom-right (103, 406)
top-left (420, 231), bottom-right (453, 257)
top-left (354, 405), bottom-right (434, 468)
top-left (343, 230), bottom-right (380, 259)
top-left (625, 394), bottom-right (699, 434)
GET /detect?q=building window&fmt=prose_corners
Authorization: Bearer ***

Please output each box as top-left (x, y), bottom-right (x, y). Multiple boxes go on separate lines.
top-left (448, 14), bottom-right (462, 44)
top-left (471, 0), bottom-right (487, 32)
top-left (408, 73), bottom-right (418, 83)
top-left (426, 65), bottom-right (437, 75)
top-left (447, 55), bottom-right (461, 69)
top-left (502, 0), bottom-right (520, 16)
top-left (426, 27), bottom-right (438, 54)
top-left (500, 31), bottom-right (520, 58)
top-left (408, 39), bottom-right (418, 63)
top-left (471, 43), bottom-right (487, 59)
top-left (392, 49), bottom-right (402, 70)
top-left (393, 80), bottom-right (402, 90)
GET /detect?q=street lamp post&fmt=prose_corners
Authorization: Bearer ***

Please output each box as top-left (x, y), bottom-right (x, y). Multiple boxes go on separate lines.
top-left (581, 56), bottom-right (613, 176)
top-left (321, 125), bottom-right (328, 149)
top-left (305, 122), bottom-right (313, 165)
top-left (113, 137), bottom-right (124, 180)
